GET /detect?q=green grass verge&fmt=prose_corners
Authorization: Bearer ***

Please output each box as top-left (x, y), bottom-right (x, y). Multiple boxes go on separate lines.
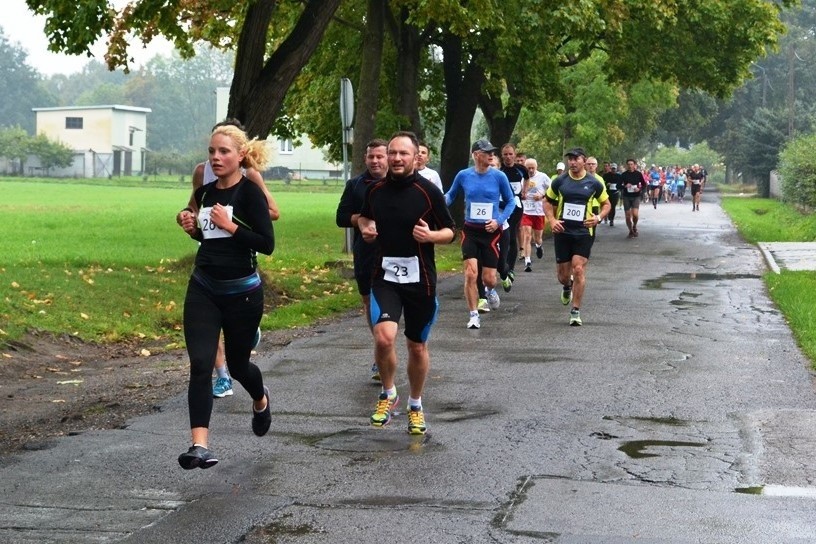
top-left (721, 196), bottom-right (816, 243)
top-left (722, 196), bottom-right (816, 369)
top-left (0, 179), bottom-right (461, 349)
top-left (765, 271), bottom-right (816, 366)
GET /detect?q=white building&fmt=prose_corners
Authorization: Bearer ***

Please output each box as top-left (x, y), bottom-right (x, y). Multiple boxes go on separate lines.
top-left (32, 105), bottom-right (151, 177)
top-left (215, 88), bottom-right (340, 180)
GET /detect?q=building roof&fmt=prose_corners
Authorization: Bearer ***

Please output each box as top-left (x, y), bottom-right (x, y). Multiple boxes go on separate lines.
top-left (32, 105), bottom-right (152, 113)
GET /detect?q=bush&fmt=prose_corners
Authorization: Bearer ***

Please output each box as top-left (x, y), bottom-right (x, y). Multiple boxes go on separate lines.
top-left (778, 133), bottom-right (816, 209)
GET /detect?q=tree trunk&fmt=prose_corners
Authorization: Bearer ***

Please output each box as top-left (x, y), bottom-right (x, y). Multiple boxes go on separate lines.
top-left (228, 0), bottom-right (343, 139)
top-left (351, 0), bottom-right (386, 176)
top-left (439, 35), bottom-right (485, 227)
top-left (394, 9), bottom-right (422, 136)
top-left (479, 85), bottom-right (522, 148)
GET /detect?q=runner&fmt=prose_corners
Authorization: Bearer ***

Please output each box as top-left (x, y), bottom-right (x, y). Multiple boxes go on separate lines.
top-left (601, 162), bottom-right (622, 227)
top-left (335, 138), bottom-right (389, 382)
top-left (620, 158), bottom-right (646, 238)
top-left (499, 144), bottom-right (528, 279)
top-left (647, 164), bottom-right (661, 209)
top-left (176, 124), bottom-right (274, 469)
top-left (543, 147), bottom-right (610, 326)
top-left (177, 119), bottom-right (279, 399)
top-left (357, 131), bottom-right (456, 435)
top-left (676, 166), bottom-right (687, 203)
top-left (445, 139), bottom-right (515, 330)
top-left (689, 164), bottom-right (705, 211)
top-left (416, 142), bottom-right (443, 192)
top-left (520, 158), bottom-right (550, 272)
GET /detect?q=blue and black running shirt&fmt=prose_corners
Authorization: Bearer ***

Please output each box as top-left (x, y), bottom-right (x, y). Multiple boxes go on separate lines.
top-left (545, 172), bottom-right (608, 236)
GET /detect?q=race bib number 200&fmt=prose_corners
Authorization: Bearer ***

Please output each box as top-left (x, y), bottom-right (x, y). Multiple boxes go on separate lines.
top-left (562, 202), bottom-right (585, 221)
top-left (382, 256), bottom-right (420, 284)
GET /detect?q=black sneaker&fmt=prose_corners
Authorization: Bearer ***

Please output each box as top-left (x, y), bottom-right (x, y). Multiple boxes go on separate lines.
top-left (252, 386), bottom-right (272, 436)
top-left (178, 445), bottom-right (218, 470)
top-left (524, 263), bottom-right (532, 272)
top-left (535, 245), bottom-right (543, 259)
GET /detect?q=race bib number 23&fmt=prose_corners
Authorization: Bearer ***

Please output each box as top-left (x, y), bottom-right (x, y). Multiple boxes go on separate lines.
top-left (382, 256), bottom-right (420, 284)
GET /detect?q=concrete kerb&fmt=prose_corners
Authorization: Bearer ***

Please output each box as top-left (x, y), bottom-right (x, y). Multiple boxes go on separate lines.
top-left (757, 241), bottom-right (816, 274)
top-left (758, 242), bottom-right (782, 274)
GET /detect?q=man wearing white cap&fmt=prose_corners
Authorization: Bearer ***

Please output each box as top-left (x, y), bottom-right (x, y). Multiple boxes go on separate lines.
top-left (445, 139), bottom-right (515, 330)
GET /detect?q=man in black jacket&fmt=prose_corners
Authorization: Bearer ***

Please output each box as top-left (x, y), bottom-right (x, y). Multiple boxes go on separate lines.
top-left (335, 139), bottom-right (388, 381)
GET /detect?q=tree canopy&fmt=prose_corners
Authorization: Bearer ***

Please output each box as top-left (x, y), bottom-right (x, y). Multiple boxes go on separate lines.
top-left (26, 0), bottom-right (342, 139)
top-left (22, 0), bottom-right (801, 186)
top-left (0, 28), bottom-right (55, 133)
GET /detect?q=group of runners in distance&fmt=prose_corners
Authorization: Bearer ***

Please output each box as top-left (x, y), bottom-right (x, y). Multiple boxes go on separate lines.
top-left (173, 121), bottom-right (707, 467)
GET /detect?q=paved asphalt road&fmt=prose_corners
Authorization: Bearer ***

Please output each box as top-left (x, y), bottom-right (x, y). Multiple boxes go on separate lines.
top-left (2, 191), bottom-right (815, 543)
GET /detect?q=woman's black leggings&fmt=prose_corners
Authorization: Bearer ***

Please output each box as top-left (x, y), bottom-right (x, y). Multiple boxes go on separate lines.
top-left (183, 275), bottom-right (265, 429)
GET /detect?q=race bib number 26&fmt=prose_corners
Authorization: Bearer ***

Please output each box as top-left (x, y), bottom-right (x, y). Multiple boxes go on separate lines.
top-left (470, 202), bottom-right (493, 221)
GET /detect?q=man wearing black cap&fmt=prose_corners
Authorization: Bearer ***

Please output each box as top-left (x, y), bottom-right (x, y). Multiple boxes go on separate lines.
top-left (543, 147), bottom-right (611, 326)
top-left (445, 139), bottom-right (516, 330)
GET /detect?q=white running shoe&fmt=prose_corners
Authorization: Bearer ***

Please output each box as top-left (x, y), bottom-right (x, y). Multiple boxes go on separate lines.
top-left (467, 315), bottom-right (481, 329)
top-left (486, 289), bottom-right (501, 310)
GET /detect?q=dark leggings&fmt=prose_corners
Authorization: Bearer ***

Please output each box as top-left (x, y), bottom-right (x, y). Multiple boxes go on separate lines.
top-left (505, 206), bottom-right (522, 273)
top-left (607, 193), bottom-right (620, 223)
top-left (184, 277), bottom-right (265, 429)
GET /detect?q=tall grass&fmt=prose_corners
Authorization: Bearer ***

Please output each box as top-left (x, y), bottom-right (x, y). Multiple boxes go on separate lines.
top-left (0, 180), bottom-right (460, 347)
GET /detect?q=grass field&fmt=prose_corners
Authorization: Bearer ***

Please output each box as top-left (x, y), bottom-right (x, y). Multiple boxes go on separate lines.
top-left (0, 179), bottom-right (461, 347)
top-left (721, 196), bottom-right (816, 367)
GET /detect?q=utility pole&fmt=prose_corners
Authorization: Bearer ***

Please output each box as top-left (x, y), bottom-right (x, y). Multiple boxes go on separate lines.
top-left (787, 44), bottom-right (795, 138)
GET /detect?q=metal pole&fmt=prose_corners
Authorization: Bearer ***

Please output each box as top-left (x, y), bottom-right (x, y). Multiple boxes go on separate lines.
top-left (340, 78), bottom-right (355, 253)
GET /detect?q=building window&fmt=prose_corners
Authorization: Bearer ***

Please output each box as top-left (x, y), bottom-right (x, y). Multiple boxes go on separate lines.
top-left (279, 139), bottom-right (294, 154)
top-left (65, 117), bottom-right (83, 129)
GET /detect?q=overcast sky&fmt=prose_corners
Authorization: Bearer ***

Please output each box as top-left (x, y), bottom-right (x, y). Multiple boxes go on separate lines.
top-left (2, 0), bottom-right (173, 76)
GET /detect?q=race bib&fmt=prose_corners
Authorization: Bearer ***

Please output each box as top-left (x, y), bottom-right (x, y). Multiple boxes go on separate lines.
top-left (523, 199), bottom-right (537, 212)
top-left (562, 202), bottom-right (585, 221)
top-left (198, 205), bottom-right (234, 239)
top-left (608, 183), bottom-right (617, 191)
top-left (626, 185), bottom-right (638, 193)
top-left (382, 256), bottom-right (420, 284)
top-left (470, 202), bottom-right (493, 221)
